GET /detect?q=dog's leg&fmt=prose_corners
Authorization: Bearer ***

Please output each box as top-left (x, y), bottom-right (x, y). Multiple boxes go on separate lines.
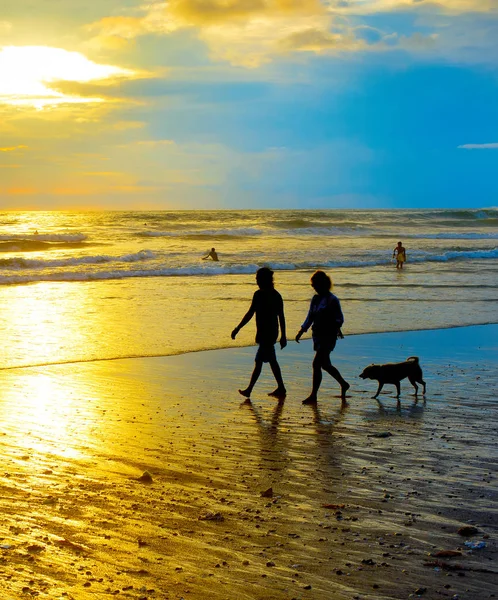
top-left (416, 368), bottom-right (426, 395)
top-left (373, 382), bottom-right (383, 399)
top-left (395, 382), bottom-right (401, 397)
top-left (409, 377), bottom-right (419, 396)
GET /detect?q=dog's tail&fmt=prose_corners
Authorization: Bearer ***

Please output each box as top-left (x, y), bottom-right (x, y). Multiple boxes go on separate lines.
top-left (407, 356), bottom-right (419, 363)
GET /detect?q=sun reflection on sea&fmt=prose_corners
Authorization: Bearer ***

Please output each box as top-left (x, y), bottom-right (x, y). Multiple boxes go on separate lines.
top-left (1, 282), bottom-right (89, 368)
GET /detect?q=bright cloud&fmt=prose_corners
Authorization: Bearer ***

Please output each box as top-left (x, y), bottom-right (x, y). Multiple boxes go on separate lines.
top-left (458, 143), bottom-right (498, 149)
top-left (0, 46), bottom-right (135, 109)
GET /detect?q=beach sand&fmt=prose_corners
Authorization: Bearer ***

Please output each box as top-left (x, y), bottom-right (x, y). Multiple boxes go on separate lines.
top-left (0, 325), bottom-right (496, 600)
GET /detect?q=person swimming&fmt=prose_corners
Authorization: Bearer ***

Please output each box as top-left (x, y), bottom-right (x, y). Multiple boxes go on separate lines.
top-left (202, 247), bottom-right (219, 261)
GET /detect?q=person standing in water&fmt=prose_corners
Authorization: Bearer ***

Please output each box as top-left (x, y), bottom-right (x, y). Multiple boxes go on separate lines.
top-left (231, 267), bottom-right (287, 399)
top-left (393, 241), bottom-right (406, 269)
top-left (203, 247), bottom-right (219, 261)
top-left (296, 270), bottom-right (349, 405)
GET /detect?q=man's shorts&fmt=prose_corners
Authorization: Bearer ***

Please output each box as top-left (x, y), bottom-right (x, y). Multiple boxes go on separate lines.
top-left (255, 344), bottom-right (276, 363)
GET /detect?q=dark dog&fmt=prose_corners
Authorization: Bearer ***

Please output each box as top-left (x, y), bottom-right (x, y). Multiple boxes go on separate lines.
top-left (359, 356), bottom-right (426, 399)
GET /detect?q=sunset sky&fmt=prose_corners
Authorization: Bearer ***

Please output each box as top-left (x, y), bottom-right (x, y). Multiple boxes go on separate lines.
top-left (1, 0), bottom-right (497, 210)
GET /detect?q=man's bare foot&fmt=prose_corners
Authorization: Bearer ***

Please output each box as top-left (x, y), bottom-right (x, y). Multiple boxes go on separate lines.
top-left (268, 387), bottom-right (286, 399)
top-left (238, 389), bottom-right (251, 398)
top-left (341, 382), bottom-right (350, 398)
top-left (302, 395), bottom-right (317, 405)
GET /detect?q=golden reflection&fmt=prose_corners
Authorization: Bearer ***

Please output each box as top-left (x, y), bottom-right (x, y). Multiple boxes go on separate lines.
top-left (2, 371), bottom-right (82, 459)
top-left (0, 46), bottom-right (132, 108)
top-left (1, 282), bottom-right (88, 368)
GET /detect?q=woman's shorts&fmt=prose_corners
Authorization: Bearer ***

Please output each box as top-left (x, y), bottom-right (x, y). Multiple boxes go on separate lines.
top-left (312, 337), bottom-right (337, 353)
top-left (255, 344), bottom-right (277, 363)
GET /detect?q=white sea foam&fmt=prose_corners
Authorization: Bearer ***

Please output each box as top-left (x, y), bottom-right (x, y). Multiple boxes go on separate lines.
top-left (0, 250), bottom-right (155, 270)
top-left (406, 232), bottom-right (498, 240)
top-left (0, 263), bottom-right (260, 285)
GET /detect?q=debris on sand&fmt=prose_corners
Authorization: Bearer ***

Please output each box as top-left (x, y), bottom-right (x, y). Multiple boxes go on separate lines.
top-left (432, 550), bottom-right (463, 558)
top-left (54, 539), bottom-right (90, 552)
top-left (137, 471), bottom-right (153, 484)
top-left (199, 511), bottom-right (224, 522)
top-left (464, 541), bottom-right (486, 550)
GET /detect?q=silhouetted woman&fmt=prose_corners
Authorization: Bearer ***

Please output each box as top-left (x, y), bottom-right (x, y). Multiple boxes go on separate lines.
top-left (296, 270), bottom-right (349, 404)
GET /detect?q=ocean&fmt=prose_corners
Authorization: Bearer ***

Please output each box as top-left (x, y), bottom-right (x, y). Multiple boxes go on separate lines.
top-left (0, 209), bottom-right (496, 370)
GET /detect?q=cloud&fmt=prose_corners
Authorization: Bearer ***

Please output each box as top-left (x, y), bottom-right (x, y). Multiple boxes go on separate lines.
top-left (167, 0), bottom-right (325, 24)
top-left (85, 0), bottom-right (498, 68)
top-left (0, 145), bottom-right (27, 152)
top-left (332, 0), bottom-right (498, 14)
top-left (458, 143), bottom-right (498, 149)
top-left (87, 1), bottom-right (351, 66)
top-left (0, 46), bottom-right (138, 109)
top-left (278, 28), bottom-right (356, 52)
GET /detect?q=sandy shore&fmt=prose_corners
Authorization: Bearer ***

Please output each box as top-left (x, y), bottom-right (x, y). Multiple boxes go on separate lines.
top-left (0, 325), bottom-right (496, 600)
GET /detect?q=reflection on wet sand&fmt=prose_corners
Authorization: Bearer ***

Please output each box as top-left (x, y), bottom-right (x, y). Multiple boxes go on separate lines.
top-left (0, 326), bottom-right (496, 599)
top-left (243, 398), bottom-right (287, 490)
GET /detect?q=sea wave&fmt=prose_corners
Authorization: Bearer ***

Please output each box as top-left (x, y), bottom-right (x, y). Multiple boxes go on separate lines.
top-left (0, 235), bottom-right (88, 253)
top-left (139, 224), bottom-right (498, 240)
top-left (0, 247), bottom-right (496, 285)
top-left (0, 233), bottom-right (87, 242)
top-left (139, 226), bottom-right (368, 239)
top-left (403, 232), bottom-right (498, 240)
top-left (411, 247), bottom-right (498, 262)
top-left (0, 263), bottom-right (260, 285)
top-left (140, 228), bottom-right (264, 238)
top-left (0, 250), bottom-right (155, 270)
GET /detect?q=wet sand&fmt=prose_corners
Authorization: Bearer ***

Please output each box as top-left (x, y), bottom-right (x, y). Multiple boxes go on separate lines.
top-left (0, 325), bottom-right (496, 600)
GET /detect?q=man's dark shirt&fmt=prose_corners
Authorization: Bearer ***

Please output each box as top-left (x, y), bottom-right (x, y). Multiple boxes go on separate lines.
top-left (250, 288), bottom-right (283, 345)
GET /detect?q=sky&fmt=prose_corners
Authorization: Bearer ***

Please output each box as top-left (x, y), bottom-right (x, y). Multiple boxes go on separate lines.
top-left (0, 0), bottom-right (497, 210)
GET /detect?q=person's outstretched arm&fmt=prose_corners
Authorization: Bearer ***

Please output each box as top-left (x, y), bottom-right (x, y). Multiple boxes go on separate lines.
top-left (231, 296), bottom-right (256, 339)
top-left (296, 299), bottom-right (314, 343)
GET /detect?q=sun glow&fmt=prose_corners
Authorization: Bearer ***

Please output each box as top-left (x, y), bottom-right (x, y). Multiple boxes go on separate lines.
top-left (0, 46), bottom-right (133, 109)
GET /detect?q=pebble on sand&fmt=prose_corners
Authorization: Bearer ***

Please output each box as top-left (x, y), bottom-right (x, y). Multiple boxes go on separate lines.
top-left (137, 471), bottom-right (153, 484)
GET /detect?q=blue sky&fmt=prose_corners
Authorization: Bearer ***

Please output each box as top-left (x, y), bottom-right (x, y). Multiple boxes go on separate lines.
top-left (0, 0), bottom-right (497, 209)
